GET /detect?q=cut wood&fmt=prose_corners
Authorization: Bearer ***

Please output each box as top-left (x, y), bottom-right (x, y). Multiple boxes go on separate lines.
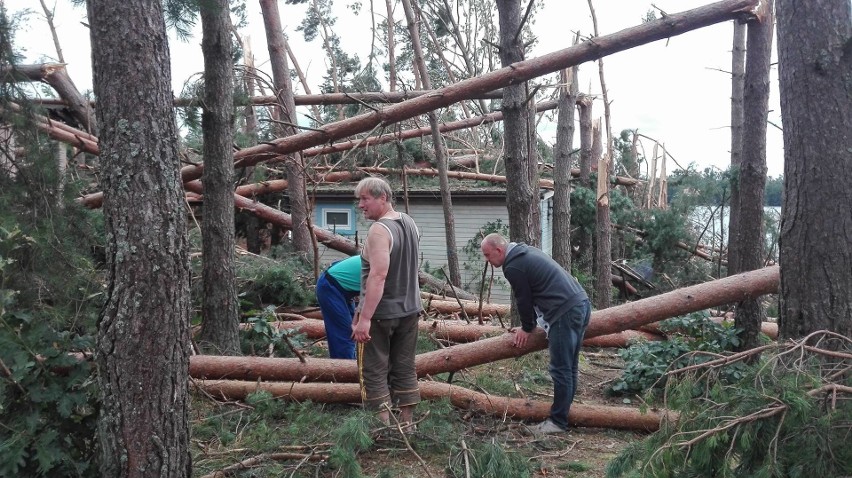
top-left (191, 379), bottom-right (670, 431)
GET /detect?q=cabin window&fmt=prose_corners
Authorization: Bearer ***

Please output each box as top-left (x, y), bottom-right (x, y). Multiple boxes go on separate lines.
top-left (316, 205), bottom-right (356, 235)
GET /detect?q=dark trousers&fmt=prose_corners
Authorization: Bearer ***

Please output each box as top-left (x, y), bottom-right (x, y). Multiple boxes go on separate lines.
top-left (361, 314), bottom-right (421, 411)
top-left (547, 299), bottom-right (591, 429)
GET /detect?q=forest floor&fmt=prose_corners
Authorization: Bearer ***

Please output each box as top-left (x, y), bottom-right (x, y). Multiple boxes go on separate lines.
top-left (190, 343), bottom-right (651, 478)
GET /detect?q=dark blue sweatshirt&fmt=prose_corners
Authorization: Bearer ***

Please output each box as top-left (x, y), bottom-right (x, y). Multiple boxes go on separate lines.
top-left (502, 243), bottom-right (589, 333)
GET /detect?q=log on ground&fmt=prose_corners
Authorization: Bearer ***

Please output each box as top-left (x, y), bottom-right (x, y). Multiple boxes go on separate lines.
top-left (192, 379), bottom-right (669, 431)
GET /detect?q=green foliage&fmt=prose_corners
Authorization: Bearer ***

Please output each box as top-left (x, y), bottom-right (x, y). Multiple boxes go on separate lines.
top-left (240, 306), bottom-right (308, 357)
top-left (235, 251), bottom-right (314, 310)
top-left (606, 340), bottom-right (852, 478)
top-left (609, 314), bottom-right (744, 396)
top-left (447, 439), bottom-right (532, 478)
top-left (460, 219), bottom-right (509, 294)
top-left (0, 264), bottom-right (98, 476)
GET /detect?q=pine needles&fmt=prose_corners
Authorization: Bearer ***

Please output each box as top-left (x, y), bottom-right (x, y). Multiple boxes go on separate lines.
top-left (606, 331), bottom-right (852, 478)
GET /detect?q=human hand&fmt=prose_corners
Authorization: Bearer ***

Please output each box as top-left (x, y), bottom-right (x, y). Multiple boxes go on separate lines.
top-left (512, 328), bottom-right (530, 348)
top-left (352, 314), bottom-right (372, 343)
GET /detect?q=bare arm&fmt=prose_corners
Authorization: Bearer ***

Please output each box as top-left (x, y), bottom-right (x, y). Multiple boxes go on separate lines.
top-left (352, 223), bottom-right (391, 342)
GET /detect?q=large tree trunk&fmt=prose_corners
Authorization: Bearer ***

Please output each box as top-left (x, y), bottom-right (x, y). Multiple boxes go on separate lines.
top-left (575, 96), bottom-right (594, 276)
top-left (727, 21), bottom-right (746, 272)
top-left (552, 67), bottom-right (578, 269)
top-left (87, 0), bottom-right (191, 476)
top-left (190, 266), bottom-right (779, 382)
top-left (259, 0), bottom-right (312, 257)
top-left (401, 0), bottom-right (461, 286)
top-left (776, 0), bottom-right (852, 342)
top-left (731, 1), bottom-right (772, 351)
top-left (196, 0), bottom-right (240, 356)
top-left (497, 0), bottom-right (541, 248)
top-left (593, 119), bottom-right (612, 308)
top-left (193, 379), bottom-right (668, 431)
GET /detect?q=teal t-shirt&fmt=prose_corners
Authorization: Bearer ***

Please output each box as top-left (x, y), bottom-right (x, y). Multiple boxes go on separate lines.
top-left (327, 255), bottom-right (361, 292)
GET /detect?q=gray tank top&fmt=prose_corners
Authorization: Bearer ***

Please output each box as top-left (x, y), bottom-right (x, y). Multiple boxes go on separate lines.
top-left (360, 213), bottom-right (422, 319)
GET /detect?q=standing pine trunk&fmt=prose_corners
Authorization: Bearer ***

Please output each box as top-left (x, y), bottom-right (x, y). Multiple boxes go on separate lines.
top-left (197, 0), bottom-right (240, 356)
top-left (87, 0), bottom-right (191, 476)
top-left (727, 21), bottom-right (746, 272)
top-left (496, 0), bottom-right (540, 247)
top-left (731, 1), bottom-right (772, 351)
top-left (552, 67), bottom-right (578, 270)
top-left (400, 0), bottom-right (461, 286)
top-left (259, 0), bottom-right (312, 258)
top-left (776, 0), bottom-right (852, 342)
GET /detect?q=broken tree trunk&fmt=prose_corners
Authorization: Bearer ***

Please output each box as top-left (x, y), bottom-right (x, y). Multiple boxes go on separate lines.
top-left (189, 266), bottom-right (779, 382)
top-left (1, 63), bottom-right (96, 133)
top-left (191, 379), bottom-right (669, 431)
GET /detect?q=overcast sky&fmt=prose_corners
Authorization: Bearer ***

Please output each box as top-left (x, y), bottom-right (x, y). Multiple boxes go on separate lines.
top-left (4, 0), bottom-right (784, 177)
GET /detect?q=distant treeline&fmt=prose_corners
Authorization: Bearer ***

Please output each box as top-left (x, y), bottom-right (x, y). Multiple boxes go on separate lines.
top-left (665, 168), bottom-right (783, 208)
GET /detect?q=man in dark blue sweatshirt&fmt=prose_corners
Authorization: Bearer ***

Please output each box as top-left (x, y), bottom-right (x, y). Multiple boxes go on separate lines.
top-left (481, 233), bottom-right (591, 434)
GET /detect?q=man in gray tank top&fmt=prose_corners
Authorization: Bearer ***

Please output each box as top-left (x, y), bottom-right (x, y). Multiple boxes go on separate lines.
top-left (352, 177), bottom-right (422, 429)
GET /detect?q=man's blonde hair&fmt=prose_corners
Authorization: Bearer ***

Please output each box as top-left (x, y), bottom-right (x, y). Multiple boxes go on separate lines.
top-left (354, 176), bottom-right (393, 203)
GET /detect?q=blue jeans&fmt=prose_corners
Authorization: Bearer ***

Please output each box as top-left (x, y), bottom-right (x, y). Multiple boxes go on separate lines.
top-left (547, 299), bottom-right (591, 429)
top-left (316, 271), bottom-right (358, 359)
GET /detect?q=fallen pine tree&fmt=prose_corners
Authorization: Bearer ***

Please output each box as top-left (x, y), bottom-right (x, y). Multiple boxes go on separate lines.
top-left (191, 379), bottom-right (670, 431)
top-left (189, 265), bottom-right (779, 382)
top-left (243, 317), bottom-right (664, 347)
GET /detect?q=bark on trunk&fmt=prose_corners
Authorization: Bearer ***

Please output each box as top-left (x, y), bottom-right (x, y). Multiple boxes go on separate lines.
top-left (497, 0), bottom-right (541, 247)
top-left (593, 119), bottom-right (612, 308)
top-left (776, 0), bottom-right (852, 343)
top-left (196, 0), bottom-right (240, 356)
top-left (401, 0), bottom-right (461, 286)
top-left (259, 0), bottom-right (312, 256)
top-left (727, 21), bottom-right (746, 272)
top-left (732, 1), bottom-right (773, 351)
top-left (192, 379), bottom-right (668, 431)
top-left (552, 66), bottom-right (578, 269)
top-left (88, 0), bottom-right (191, 475)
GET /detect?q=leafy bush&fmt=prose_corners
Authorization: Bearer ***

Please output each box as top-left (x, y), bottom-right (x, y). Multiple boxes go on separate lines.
top-left (240, 306), bottom-right (309, 357)
top-left (0, 218), bottom-right (100, 476)
top-left (609, 314), bottom-right (744, 396)
top-left (0, 290), bottom-right (98, 477)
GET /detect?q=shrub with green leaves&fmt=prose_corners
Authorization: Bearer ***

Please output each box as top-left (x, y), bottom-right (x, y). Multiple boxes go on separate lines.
top-left (0, 300), bottom-right (98, 477)
top-left (609, 314), bottom-right (744, 396)
top-left (240, 306), bottom-right (309, 357)
top-left (0, 219), bottom-right (100, 476)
